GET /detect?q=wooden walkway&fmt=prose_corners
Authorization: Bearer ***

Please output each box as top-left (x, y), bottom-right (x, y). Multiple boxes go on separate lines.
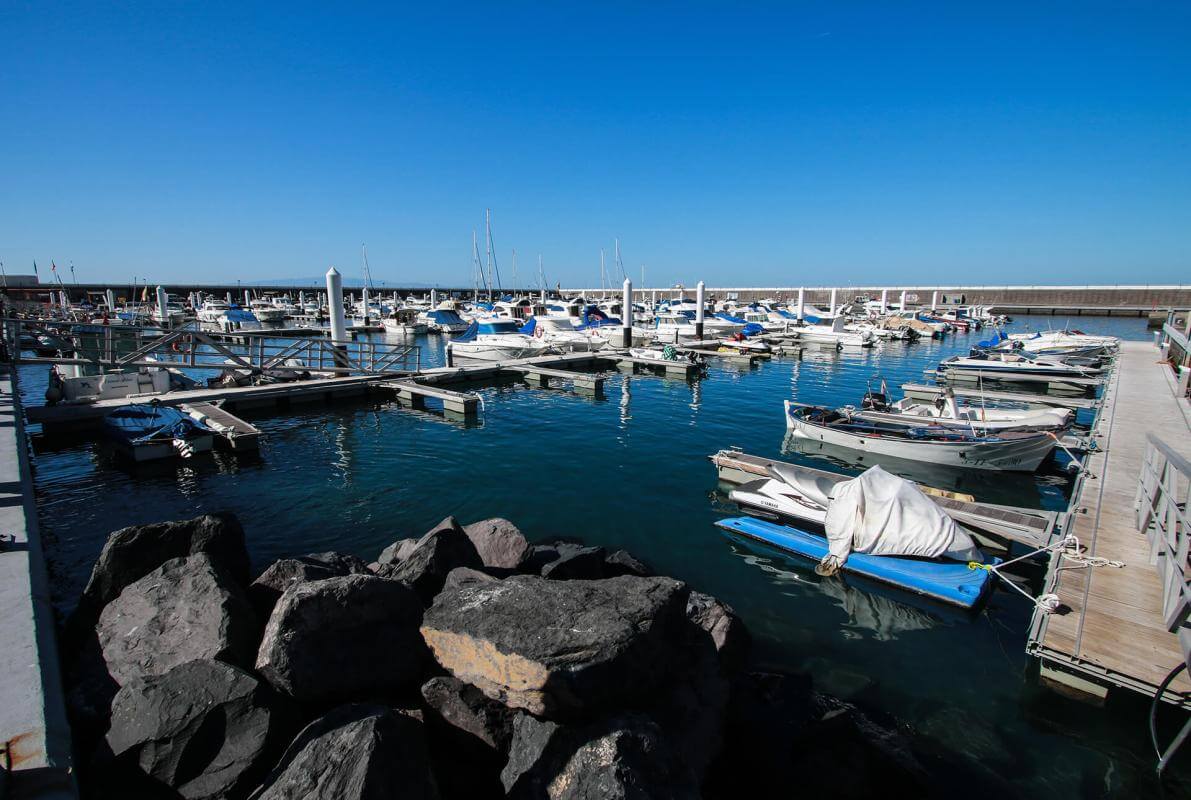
top-left (1028, 340), bottom-right (1191, 706)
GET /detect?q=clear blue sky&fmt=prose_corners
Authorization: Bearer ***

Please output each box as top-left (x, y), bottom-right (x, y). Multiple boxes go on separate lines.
top-left (2, 2), bottom-right (1188, 287)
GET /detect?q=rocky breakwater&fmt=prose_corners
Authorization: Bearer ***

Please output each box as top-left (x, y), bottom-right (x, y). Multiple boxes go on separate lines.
top-left (59, 512), bottom-right (967, 799)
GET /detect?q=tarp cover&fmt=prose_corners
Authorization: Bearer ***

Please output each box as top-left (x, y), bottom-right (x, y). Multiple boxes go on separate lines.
top-left (824, 465), bottom-right (982, 563)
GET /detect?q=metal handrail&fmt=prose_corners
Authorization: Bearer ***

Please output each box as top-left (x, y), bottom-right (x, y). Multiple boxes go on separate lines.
top-left (1135, 433), bottom-right (1191, 634)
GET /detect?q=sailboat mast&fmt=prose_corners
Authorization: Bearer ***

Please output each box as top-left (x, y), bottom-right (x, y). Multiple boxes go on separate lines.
top-left (538, 254), bottom-right (545, 293)
top-left (511, 248), bottom-right (517, 294)
top-left (472, 230), bottom-right (485, 300)
top-left (600, 249), bottom-right (606, 295)
top-left (615, 238), bottom-right (625, 280)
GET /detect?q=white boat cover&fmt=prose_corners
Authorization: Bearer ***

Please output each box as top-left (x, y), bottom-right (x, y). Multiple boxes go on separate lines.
top-left (823, 465), bottom-right (982, 564)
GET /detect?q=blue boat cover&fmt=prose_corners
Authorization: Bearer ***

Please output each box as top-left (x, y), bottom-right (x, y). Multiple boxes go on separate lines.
top-left (715, 516), bottom-right (994, 608)
top-left (715, 312), bottom-right (748, 324)
top-left (453, 321), bottom-right (479, 342)
top-left (104, 404), bottom-right (208, 445)
top-left (741, 323), bottom-right (765, 336)
top-left (518, 317), bottom-right (536, 335)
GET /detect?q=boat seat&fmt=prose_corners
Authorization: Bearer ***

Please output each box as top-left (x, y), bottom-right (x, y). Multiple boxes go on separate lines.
top-left (768, 464), bottom-right (836, 507)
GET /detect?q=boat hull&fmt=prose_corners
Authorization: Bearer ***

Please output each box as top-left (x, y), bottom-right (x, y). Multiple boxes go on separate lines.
top-left (785, 402), bottom-right (1054, 471)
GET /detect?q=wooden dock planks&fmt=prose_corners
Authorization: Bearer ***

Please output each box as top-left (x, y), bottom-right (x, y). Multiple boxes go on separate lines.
top-left (1029, 339), bottom-right (1191, 705)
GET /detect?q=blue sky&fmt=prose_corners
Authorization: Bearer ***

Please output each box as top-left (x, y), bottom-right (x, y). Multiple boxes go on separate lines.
top-left (2, 2), bottom-right (1188, 287)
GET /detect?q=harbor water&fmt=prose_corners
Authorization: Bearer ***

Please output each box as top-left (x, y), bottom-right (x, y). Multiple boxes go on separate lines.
top-left (21, 316), bottom-right (1186, 798)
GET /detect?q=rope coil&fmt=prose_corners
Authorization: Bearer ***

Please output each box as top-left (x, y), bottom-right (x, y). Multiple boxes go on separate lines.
top-left (969, 534), bottom-right (1123, 612)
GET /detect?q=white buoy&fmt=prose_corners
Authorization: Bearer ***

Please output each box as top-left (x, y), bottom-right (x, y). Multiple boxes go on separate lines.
top-left (829, 287), bottom-right (838, 316)
top-left (931, 290), bottom-right (938, 311)
top-left (695, 280), bottom-right (706, 340)
top-left (622, 278), bottom-right (633, 348)
top-left (156, 286), bottom-right (168, 325)
top-left (796, 287), bottom-right (805, 321)
top-left (880, 289), bottom-right (888, 314)
top-left (326, 267), bottom-right (348, 364)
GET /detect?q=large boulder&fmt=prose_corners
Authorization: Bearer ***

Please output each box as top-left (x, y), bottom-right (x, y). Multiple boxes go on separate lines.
top-left (74, 512), bottom-right (249, 628)
top-left (537, 543), bottom-right (607, 580)
top-left (462, 517), bottom-right (531, 570)
top-left (603, 549), bottom-right (652, 577)
top-left (377, 517), bottom-right (483, 602)
top-left (250, 704), bottom-right (437, 800)
top-left (97, 554), bottom-right (257, 686)
top-left (106, 660), bottom-right (281, 800)
top-left (501, 713), bottom-right (698, 800)
top-left (421, 575), bottom-right (689, 717)
top-left (420, 676), bottom-right (516, 797)
top-left (377, 538), bottom-right (419, 566)
top-left (441, 566), bottom-right (500, 592)
top-left (248, 552), bottom-right (369, 620)
top-left (255, 574), bottom-right (425, 703)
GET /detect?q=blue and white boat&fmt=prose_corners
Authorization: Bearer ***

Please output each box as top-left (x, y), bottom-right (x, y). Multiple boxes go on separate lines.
top-left (716, 516), bottom-right (996, 609)
top-left (417, 303), bottom-right (470, 334)
top-left (103, 403), bottom-right (215, 461)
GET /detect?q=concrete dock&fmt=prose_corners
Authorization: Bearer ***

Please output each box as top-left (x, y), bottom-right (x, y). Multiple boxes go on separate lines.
top-left (0, 367), bottom-right (75, 798)
top-left (1028, 339), bottom-right (1191, 708)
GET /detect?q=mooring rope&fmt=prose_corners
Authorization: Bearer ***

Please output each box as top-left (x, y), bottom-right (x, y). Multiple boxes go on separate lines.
top-left (969, 534), bottom-right (1124, 612)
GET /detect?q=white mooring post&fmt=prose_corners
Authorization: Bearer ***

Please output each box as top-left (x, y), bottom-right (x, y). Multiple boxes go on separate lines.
top-left (622, 278), bottom-right (633, 348)
top-left (156, 286), bottom-right (168, 326)
top-left (226, 291), bottom-right (232, 304)
top-left (880, 289), bottom-right (888, 314)
top-left (361, 285), bottom-right (370, 324)
top-left (326, 267), bottom-right (348, 367)
top-left (931, 291), bottom-right (938, 311)
top-left (829, 287), bottom-right (838, 316)
top-left (796, 287), bottom-right (805, 321)
top-left (430, 288), bottom-right (438, 308)
top-left (695, 281), bottom-right (706, 340)
top-left (899, 290), bottom-right (907, 313)
top-left (244, 289), bottom-right (251, 306)
top-left (106, 288), bottom-right (115, 312)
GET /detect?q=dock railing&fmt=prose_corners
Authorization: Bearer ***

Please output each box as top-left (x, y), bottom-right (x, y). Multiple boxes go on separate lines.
top-left (1134, 433), bottom-right (1191, 638)
top-left (2, 318), bottom-right (420, 376)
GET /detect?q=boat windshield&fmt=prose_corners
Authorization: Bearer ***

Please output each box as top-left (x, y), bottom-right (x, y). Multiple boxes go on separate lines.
top-left (478, 321), bottom-right (522, 334)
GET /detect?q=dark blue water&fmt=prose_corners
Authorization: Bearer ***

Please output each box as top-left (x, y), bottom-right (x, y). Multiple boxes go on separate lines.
top-left (22, 315), bottom-right (1185, 797)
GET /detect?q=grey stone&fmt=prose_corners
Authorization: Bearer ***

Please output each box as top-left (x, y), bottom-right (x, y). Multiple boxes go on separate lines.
top-left (604, 549), bottom-right (653, 577)
top-left (538, 543), bottom-right (606, 580)
top-left (379, 516), bottom-right (483, 602)
top-left (501, 713), bottom-right (698, 800)
top-left (107, 660), bottom-right (278, 800)
top-left (97, 554), bottom-right (257, 686)
top-left (685, 591), bottom-right (750, 672)
top-left (251, 704), bottom-right (437, 800)
top-left (441, 566), bottom-right (499, 592)
top-left (255, 574), bottom-right (424, 703)
top-left (76, 512), bottom-right (249, 626)
top-left (377, 538), bottom-right (418, 566)
top-left (421, 575), bottom-right (688, 717)
top-left (248, 552), bottom-right (369, 620)
top-left (462, 517), bottom-right (531, 569)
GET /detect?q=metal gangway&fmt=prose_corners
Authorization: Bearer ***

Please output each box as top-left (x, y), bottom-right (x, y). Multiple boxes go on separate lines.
top-left (1134, 433), bottom-right (1191, 772)
top-left (2, 318), bottom-right (420, 377)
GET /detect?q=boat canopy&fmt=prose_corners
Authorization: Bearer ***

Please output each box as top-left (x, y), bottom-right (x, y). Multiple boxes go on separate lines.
top-left (427, 309), bottom-right (464, 324)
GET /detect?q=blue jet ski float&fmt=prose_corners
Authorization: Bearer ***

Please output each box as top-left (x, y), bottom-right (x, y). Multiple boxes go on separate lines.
top-left (720, 464), bottom-right (996, 609)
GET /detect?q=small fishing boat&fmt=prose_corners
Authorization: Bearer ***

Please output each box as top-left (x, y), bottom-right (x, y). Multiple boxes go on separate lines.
top-left (844, 387), bottom-right (1073, 432)
top-left (716, 516), bottom-right (996, 609)
top-left (103, 403), bottom-right (215, 461)
top-left (785, 400), bottom-right (1056, 471)
top-left (628, 346), bottom-right (706, 367)
top-left (417, 303), bottom-right (470, 334)
top-left (792, 317), bottom-right (873, 348)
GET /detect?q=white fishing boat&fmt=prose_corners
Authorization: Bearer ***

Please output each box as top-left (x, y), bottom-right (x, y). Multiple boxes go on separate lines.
top-left (446, 320), bottom-right (556, 361)
top-left (843, 387), bottom-right (1073, 432)
top-left (417, 302), bottom-right (470, 334)
top-left (628, 346), bottom-right (705, 366)
top-left (382, 308), bottom-right (427, 335)
top-left (784, 400), bottom-right (1056, 471)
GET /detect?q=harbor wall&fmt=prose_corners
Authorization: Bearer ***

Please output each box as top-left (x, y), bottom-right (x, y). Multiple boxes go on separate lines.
top-left (0, 367), bottom-right (76, 798)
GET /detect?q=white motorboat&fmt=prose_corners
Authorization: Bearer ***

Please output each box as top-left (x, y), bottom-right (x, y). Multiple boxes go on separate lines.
top-left (524, 316), bottom-right (607, 352)
top-left (628, 346), bottom-right (705, 366)
top-left (938, 351), bottom-right (1103, 378)
top-left (249, 299), bottom-right (286, 323)
top-left (784, 400), bottom-right (1056, 471)
top-left (382, 308), bottom-right (427, 335)
top-left (792, 317), bottom-right (873, 348)
top-left (843, 388), bottom-right (1073, 432)
top-left (446, 320), bottom-right (556, 361)
top-left (197, 301), bottom-right (231, 324)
